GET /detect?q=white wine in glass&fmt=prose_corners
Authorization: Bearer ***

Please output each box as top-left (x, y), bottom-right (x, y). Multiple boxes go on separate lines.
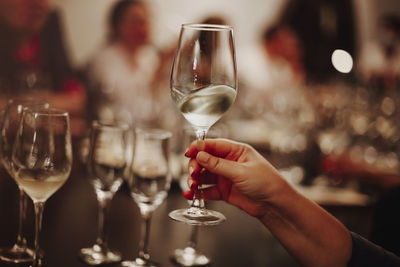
top-left (168, 23), bottom-right (237, 226)
top-left (0, 98), bottom-right (49, 264)
top-left (12, 108), bottom-right (72, 267)
top-left (173, 85), bottom-right (236, 130)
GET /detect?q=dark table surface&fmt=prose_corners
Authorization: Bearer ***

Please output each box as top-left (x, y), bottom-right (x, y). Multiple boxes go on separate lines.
top-left (0, 148), bottom-right (373, 267)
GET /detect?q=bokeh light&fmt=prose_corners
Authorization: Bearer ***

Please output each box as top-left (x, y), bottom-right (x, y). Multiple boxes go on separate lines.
top-left (331, 49), bottom-right (353, 73)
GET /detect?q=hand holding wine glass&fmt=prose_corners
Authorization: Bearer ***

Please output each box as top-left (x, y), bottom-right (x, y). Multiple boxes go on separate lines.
top-left (79, 121), bottom-right (130, 265)
top-left (169, 23), bottom-right (237, 226)
top-left (122, 128), bottom-right (172, 267)
top-left (12, 108), bottom-right (72, 267)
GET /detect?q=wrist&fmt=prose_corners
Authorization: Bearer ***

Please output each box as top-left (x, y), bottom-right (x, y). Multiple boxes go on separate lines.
top-left (257, 173), bottom-right (294, 222)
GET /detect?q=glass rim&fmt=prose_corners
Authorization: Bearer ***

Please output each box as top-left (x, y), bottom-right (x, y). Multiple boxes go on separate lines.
top-left (24, 107), bottom-right (68, 117)
top-left (92, 120), bottom-right (130, 131)
top-left (135, 127), bottom-right (172, 139)
top-left (7, 97), bottom-right (49, 107)
top-left (182, 23), bottom-right (233, 31)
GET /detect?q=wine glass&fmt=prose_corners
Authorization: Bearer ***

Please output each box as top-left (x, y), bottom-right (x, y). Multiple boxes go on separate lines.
top-left (79, 121), bottom-right (130, 265)
top-left (168, 23), bottom-right (237, 225)
top-left (12, 108), bottom-right (72, 267)
top-left (171, 126), bottom-right (211, 266)
top-left (121, 128), bottom-right (172, 267)
top-left (0, 98), bottom-right (49, 263)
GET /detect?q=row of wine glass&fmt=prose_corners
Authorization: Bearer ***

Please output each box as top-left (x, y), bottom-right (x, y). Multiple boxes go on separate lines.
top-left (0, 98), bottom-right (173, 267)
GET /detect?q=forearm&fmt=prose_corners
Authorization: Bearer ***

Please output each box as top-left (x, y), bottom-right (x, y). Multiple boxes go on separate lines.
top-left (259, 180), bottom-right (352, 267)
top-left (187, 139), bottom-right (352, 266)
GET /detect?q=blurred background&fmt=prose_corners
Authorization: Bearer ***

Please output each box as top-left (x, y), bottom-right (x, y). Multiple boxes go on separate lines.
top-left (53, 0), bottom-right (396, 69)
top-left (2, 0), bottom-right (400, 266)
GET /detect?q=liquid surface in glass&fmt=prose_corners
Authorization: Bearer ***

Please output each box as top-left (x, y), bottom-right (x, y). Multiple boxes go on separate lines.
top-left (91, 163), bottom-right (125, 192)
top-left (172, 85), bottom-right (236, 128)
top-left (14, 169), bottom-right (69, 203)
top-left (131, 163), bottom-right (169, 206)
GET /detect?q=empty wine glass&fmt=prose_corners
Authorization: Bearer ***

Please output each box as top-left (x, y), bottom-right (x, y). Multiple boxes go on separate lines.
top-left (12, 108), bottom-right (72, 267)
top-left (79, 121), bottom-right (130, 265)
top-left (122, 128), bottom-right (172, 267)
top-left (168, 23), bottom-right (237, 225)
top-left (0, 98), bottom-right (49, 263)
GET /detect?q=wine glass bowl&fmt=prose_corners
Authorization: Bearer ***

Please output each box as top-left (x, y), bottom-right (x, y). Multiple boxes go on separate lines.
top-left (79, 121), bottom-right (130, 265)
top-left (1, 99), bottom-right (49, 174)
top-left (12, 109), bottom-right (72, 203)
top-left (170, 24), bottom-right (237, 136)
top-left (121, 128), bottom-right (172, 267)
top-left (88, 122), bottom-right (128, 195)
top-left (130, 128), bottom-right (172, 213)
top-left (12, 108), bottom-right (72, 267)
top-left (169, 23), bottom-right (237, 226)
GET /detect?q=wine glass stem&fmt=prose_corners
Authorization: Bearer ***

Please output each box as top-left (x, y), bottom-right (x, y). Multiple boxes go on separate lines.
top-left (193, 128), bottom-right (208, 209)
top-left (96, 196), bottom-right (112, 250)
top-left (195, 129), bottom-right (207, 141)
top-left (138, 215), bottom-right (152, 260)
top-left (33, 202), bottom-right (45, 267)
top-left (187, 225), bottom-right (199, 249)
top-left (15, 188), bottom-right (28, 248)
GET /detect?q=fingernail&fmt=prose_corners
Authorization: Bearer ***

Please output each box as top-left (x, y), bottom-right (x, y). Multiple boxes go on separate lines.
top-left (197, 151), bottom-right (208, 163)
top-left (184, 148), bottom-right (190, 157)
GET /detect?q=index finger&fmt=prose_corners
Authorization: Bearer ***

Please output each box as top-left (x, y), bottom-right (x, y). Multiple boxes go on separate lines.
top-left (185, 138), bottom-right (246, 159)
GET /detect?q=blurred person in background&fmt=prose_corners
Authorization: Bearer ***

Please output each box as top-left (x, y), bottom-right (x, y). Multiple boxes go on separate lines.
top-left (360, 27), bottom-right (400, 253)
top-left (235, 6), bottom-right (319, 185)
top-left (0, 0), bottom-right (86, 137)
top-left (280, 0), bottom-right (356, 84)
top-left (316, 12), bottom-right (400, 260)
top-left (263, 24), bottom-right (305, 84)
top-left (238, 21), bottom-right (305, 103)
top-left (321, 149), bottom-right (400, 256)
top-left (86, 0), bottom-right (172, 129)
top-left (357, 14), bottom-right (400, 90)
top-left (237, 0), bottom-right (356, 119)
top-left (239, 0), bottom-right (355, 90)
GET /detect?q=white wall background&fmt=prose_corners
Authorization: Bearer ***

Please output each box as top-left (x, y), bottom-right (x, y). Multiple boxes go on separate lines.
top-left (53, 0), bottom-right (287, 68)
top-left (53, 0), bottom-right (400, 69)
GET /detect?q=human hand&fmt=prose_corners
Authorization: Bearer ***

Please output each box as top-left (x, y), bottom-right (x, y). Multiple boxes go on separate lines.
top-left (184, 138), bottom-right (288, 218)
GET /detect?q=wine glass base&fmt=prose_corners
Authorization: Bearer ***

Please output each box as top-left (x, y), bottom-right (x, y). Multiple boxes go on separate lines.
top-left (0, 244), bottom-right (35, 263)
top-left (121, 257), bottom-right (159, 267)
top-left (169, 208), bottom-right (226, 226)
top-left (171, 247), bottom-right (210, 266)
top-left (79, 244), bottom-right (121, 265)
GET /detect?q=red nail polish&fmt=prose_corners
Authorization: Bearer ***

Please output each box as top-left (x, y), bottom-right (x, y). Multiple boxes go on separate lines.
top-left (182, 190), bottom-right (194, 200)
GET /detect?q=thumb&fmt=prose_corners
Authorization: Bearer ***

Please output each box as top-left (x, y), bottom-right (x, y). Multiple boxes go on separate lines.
top-left (196, 151), bottom-right (242, 182)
